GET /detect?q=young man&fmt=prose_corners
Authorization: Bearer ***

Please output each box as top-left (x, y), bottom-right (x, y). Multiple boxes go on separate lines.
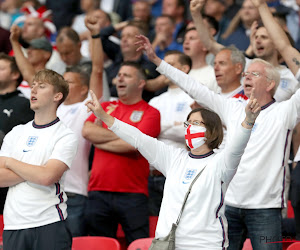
top-left (0, 69), bottom-right (78, 250)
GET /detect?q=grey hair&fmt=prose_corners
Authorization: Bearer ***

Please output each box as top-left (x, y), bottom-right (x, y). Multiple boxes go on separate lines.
top-left (250, 58), bottom-right (280, 97)
top-left (65, 65), bottom-right (90, 87)
top-left (220, 45), bottom-right (246, 72)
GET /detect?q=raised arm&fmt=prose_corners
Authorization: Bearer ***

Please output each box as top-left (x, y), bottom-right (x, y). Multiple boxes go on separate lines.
top-left (251, 0), bottom-right (300, 75)
top-left (85, 13), bottom-right (103, 99)
top-left (10, 25), bottom-right (35, 85)
top-left (190, 0), bottom-right (224, 55)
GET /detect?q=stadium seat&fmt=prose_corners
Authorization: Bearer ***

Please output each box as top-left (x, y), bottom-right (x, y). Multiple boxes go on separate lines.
top-left (0, 215), bottom-right (3, 247)
top-left (242, 238), bottom-right (253, 250)
top-left (127, 237), bottom-right (154, 250)
top-left (287, 242), bottom-right (300, 250)
top-left (72, 236), bottom-right (121, 250)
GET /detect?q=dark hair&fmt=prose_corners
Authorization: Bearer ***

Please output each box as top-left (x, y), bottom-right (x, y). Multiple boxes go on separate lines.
top-left (202, 14), bottom-right (219, 35)
top-left (0, 53), bottom-right (23, 86)
top-left (157, 14), bottom-right (176, 25)
top-left (65, 65), bottom-right (90, 87)
top-left (121, 61), bottom-right (147, 80)
top-left (56, 27), bottom-right (80, 44)
top-left (33, 69), bottom-right (69, 106)
top-left (164, 50), bottom-right (192, 70)
top-left (187, 108), bottom-right (223, 149)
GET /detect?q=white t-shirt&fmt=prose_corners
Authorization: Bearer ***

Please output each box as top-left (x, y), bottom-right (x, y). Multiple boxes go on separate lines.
top-left (57, 98), bottom-right (91, 196)
top-left (0, 118), bottom-right (78, 230)
top-left (188, 65), bottom-right (221, 94)
top-left (110, 118), bottom-right (252, 249)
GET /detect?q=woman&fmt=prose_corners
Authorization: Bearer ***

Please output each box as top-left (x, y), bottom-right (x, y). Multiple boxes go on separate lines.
top-left (85, 89), bottom-right (260, 249)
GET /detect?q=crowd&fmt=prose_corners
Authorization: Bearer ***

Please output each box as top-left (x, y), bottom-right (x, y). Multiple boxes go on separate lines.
top-left (0, 0), bottom-right (299, 249)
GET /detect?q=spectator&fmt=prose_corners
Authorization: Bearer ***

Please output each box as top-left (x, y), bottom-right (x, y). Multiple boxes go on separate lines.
top-left (152, 15), bottom-right (183, 59)
top-left (138, 27), bottom-right (300, 249)
top-left (148, 50), bottom-right (194, 216)
top-left (57, 13), bottom-right (104, 237)
top-left (0, 69), bottom-right (78, 250)
top-left (132, 0), bottom-right (154, 36)
top-left (0, 0), bottom-right (22, 30)
top-left (0, 27), bottom-right (12, 54)
top-left (286, 0), bottom-right (300, 50)
top-left (0, 53), bottom-right (34, 213)
top-left (82, 61), bottom-right (160, 245)
top-left (84, 71), bottom-right (260, 250)
top-left (100, 0), bottom-right (132, 22)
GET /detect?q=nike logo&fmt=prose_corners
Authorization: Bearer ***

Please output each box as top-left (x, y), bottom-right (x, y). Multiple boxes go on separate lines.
top-left (3, 109), bottom-right (13, 117)
top-left (182, 181), bottom-right (190, 184)
top-left (23, 149), bottom-right (32, 152)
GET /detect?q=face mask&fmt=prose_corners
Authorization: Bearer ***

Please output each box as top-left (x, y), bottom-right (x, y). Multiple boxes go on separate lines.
top-left (185, 124), bottom-right (207, 149)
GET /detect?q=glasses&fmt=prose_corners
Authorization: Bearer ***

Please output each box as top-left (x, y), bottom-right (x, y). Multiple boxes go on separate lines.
top-left (184, 121), bottom-right (205, 128)
top-left (242, 71), bottom-right (272, 80)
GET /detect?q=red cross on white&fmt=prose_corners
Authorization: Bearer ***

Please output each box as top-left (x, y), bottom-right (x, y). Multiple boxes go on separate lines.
top-left (185, 125), bottom-right (205, 149)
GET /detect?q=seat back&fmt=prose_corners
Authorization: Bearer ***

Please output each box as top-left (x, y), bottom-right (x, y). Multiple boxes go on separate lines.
top-left (242, 238), bottom-right (253, 250)
top-left (72, 236), bottom-right (121, 250)
top-left (127, 237), bottom-right (154, 250)
top-left (287, 242), bottom-right (300, 250)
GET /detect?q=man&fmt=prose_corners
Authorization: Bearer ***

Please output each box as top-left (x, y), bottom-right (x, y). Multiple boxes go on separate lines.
top-left (57, 13), bottom-right (104, 237)
top-left (183, 27), bottom-right (219, 93)
top-left (0, 69), bottom-right (78, 250)
top-left (82, 61), bottom-right (160, 244)
top-left (0, 53), bottom-right (34, 213)
top-left (136, 34), bottom-right (300, 250)
top-left (101, 22), bottom-right (159, 101)
top-left (148, 50), bottom-right (194, 216)
top-left (151, 15), bottom-right (183, 59)
top-left (10, 25), bottom-right (53, 98)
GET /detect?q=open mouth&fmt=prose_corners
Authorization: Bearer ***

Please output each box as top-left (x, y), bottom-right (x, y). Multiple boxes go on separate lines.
top-left (31, 96), bottom-right (37, 102)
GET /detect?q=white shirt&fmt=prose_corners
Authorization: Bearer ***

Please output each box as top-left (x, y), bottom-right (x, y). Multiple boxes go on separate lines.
top-left (110, 118), bottom-right (252, 249)
top-left (0, 119), bottom-right (78, 230)
top-left (57, 98), bottom-right (91, 196)
top-left (188, 65), bottom-right (221, 94)
top-left (157, 60), bottom-right (300, 209)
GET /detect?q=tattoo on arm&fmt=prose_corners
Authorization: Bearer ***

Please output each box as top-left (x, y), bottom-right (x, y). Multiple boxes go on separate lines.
top-left (292, 57), bottom-right (300, 66)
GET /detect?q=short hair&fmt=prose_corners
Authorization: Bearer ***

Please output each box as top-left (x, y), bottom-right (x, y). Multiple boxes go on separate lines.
top-left (33, 69), bottom-right (69, 106)
top-left (165, 50), bottom-right (192, 70)
top-left (176, 0), bottom-right (185, 7)
top-left (187, 108), bottom-right (223, 150)
top-left (65, 65), bottom-right (90, 87)
top-left (220, 46), bottom-right (246, 72)
top-left (250, 58), bottom-right (280, 97)
top-left (0, 53), bottom-right (23, 86)
top-left (121, 61), bottom-right (147, 80)
top-left (56, 27), bottom-right (80, 44)
top-left (202, 14), bottom-right (219, 34)
top-left (157, 14), bottom-right (175, 25)
top-left (126, 20), bottom-right (148, 36)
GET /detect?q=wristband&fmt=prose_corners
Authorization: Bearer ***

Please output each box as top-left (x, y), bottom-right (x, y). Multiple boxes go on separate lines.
top-left (245, 120), bottom-right (254, 127)
top-left (91, 33), bottom-right (101, 39)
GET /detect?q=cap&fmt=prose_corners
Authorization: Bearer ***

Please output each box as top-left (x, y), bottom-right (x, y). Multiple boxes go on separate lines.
top-left (29, 37), bottom-right (53, 53)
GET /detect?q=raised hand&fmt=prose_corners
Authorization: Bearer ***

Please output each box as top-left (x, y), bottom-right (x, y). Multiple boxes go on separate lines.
top-left (190, 0), bottom-right (206, 17)
top-left (10, 25), bottom-right (21, 43)
top-left (135, 35), bottom-right (162, 65)
top-left (245, 88), bottom-right (261, 125)
top-left (250, 0), bottom-right (265, 8)
top-left (85, 14), bottom-right (101, 36)
top-left (85, 90), bottom-right (104, 118)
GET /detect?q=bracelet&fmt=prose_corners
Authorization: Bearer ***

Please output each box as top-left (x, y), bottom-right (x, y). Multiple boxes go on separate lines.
top-left (91, 33), bottom-right (101, 39)
top-left (245, 120), bottom-right (254, 127)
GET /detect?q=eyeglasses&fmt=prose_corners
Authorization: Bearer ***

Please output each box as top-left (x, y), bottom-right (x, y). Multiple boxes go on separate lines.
top-left (242, 71), bottom-right (272, 80)
top-left (184, 121), bottom-right (205, 128)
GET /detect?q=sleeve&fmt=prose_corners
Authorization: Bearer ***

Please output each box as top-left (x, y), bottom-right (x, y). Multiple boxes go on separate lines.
top-left (100, 25), bottom-right (120, 61)
top-left (280, 88), bottom-right (300, 129)
top-left (156, 60), bottom-right (235, 125)
top-left (49, 131), bottom-right (78, 169)
top-left (109, 118), bottom-right (179, 176)
top-left (220, 124), bottom-right (252, 184)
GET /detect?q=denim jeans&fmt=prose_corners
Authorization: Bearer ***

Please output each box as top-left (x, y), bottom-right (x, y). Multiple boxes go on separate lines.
top-left (66, 193), bottom-right (87, 237)
top-left (225, 205), bottom-right (282, 250)
top-left (85, 191), bottom-right (149, 245)
top-left (148, 175), bottom-right (165, 216)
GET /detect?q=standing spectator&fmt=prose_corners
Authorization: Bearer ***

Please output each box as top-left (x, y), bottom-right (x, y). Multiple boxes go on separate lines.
top-left (0, 53), bottom-right (34, 213)
top-left (82, 61), bottom-right (160, 245)
top-left (57, 13), bottom-right (104, 237)
top-left (148, 50), bottom-right (194, 216)
top-left (151, 15), bottom-right (183, 59)
top-left (0, 69), bottom-right (78, 250)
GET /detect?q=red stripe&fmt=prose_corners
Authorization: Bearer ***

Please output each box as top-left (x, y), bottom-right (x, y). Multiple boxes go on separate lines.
top-left (185, 125), bottom-right (205, 149)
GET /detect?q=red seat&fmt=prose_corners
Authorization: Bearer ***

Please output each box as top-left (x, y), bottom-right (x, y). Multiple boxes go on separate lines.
top-left (127, 237), bottom-right (154, 250)
top-left (242, 238), bottom-right (253, 250)
top-left (72, 236), bottom-right (121, 250)
top-left (0, 215), bottom-right (3, 246)
top-left (287, 242), bottom-right (300, 250)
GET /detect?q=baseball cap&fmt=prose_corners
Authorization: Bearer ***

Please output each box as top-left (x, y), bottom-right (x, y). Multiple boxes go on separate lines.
top-left (29, 37), bottom-right (53, 53)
